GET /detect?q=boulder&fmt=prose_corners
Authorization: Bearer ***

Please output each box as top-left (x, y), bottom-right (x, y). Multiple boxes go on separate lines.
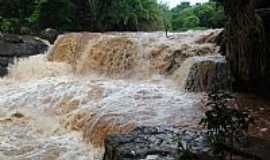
top-left (196, 29), bottom-right (223, 44)
top-left (20, 26), bottom-right (31, 35)
top-left (0, 34), bottom-right (48, 57)
top-left (0, 33), bottom-right (23, 43)
top-left (104, 125), bottom-right (270, 160)
top-left (0, 66), bottom-right (7, 77)
top-left (185, 56), bottom-right (233, 92)
top-left (0, 57), bottom-right (12, 67)
top-left (40, 28), bottom-right (59, 44)
top-left (103, 126), bottom-right (211, 160)
top-left (0, 33), bottom-right (49, 77)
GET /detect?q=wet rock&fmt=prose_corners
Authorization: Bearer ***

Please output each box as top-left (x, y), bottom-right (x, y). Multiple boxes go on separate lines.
top-left (185, 56), bottom-right (233, 92)
top-left (0, 57), bottom-right (12, 67)
top-left (20, 26), bottom-right (31, 35)
top-left (103, 126), bottom-right (211, 160)
top-left (0, 33), bottom-right (23, 43)
top-left (11, 112), bottom-right (25, 119)
top-left (0, 33), bottom-right (48, 77)
top-left (0, 66), bottom-right (7, 77)
top-left (196, 29), bottom-right (223, 44)
top-left (0, 34), bottom-right (48, 57)
top-left (40, 28), bottom-right (59, 44)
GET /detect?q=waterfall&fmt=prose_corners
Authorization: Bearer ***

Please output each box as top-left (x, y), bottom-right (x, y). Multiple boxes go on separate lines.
top-left (0, 30), bottom-right (221, 160)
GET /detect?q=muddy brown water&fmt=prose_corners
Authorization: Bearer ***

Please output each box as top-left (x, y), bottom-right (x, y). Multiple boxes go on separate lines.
top-left (0, 30), bottom-right (221, 159)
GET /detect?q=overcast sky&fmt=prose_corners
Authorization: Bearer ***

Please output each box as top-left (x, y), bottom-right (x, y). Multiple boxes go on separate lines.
top-left (160, 0), bottom-right (209, 8)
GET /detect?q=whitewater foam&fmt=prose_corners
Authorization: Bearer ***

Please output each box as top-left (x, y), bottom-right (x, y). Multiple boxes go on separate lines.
top-left (0, 30), bottom-right (221, 159)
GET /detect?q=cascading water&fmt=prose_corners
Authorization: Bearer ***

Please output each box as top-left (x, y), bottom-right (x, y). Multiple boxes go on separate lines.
top-left (0, 30), bottom-right (221, 159)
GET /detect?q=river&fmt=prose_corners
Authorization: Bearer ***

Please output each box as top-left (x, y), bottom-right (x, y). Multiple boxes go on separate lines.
top-left (0, 30), bottom-right (220, 160)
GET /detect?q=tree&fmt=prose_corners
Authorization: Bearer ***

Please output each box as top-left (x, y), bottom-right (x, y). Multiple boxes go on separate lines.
top-left (222, 0), bottom-right (270, 94)
top-left (172, 7), bottom-right (196, 30)
top-left (31, 0), bottom-right (75, 31)
top-left (171, 2), bottom-right (191, 30)
top-left (182, 15), bottom-right (200, 28)
top-left (159, 3), bottom-right (172, 37)
top-left (170, 1), bottom-right (225, 31)
top-left (193, 3), bottom-right (215, 27)
top-left (92, 0), bottom-right (162, 31)
top-left (0, 0), bottom-right (36, 33)
top-left (209, 5), bottom-right (225, 28)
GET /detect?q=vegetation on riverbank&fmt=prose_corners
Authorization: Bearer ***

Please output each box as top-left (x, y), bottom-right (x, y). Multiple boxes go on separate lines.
top-left (0, 0), bottom-right (224, 33)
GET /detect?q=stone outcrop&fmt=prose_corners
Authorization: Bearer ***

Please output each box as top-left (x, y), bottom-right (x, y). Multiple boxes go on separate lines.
top-left (40, 28), bottom-right (59, 44)
top-left (184, 56), bottom-right (233, 92)
top-left (103, 126), bottom-right (210, 160)
top-left (0, 66), bottom-right (7, 77)
top-left (0, 33), bottom-right (49, 76)
top-left (103, 126), bottom-right (270, 160)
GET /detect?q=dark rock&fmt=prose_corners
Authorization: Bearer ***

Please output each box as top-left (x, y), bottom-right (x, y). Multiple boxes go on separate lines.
top-left (196, 30), bottom-right (223, 44)
top-left (0, 66), bottom-right (7, 77)
top-left (0, 33), bottom-right (23, 43)
top-left (256, 0), bottom-right (270, 9)
top-left (103, 126), bottom-right (211, 160)
top-left (0, 57), bottom-right (13, 67)
top-left (0, 33), bottom-right (49, 77)
top-left (185, 56), bottom-right (233, 92)
top-left (216, 31), bottom-right (225, 56)
top-left (0, 34), bottom-right (48, 57)
top-left (196, 30), bottom-right (225, 55)
top-left (256, 8), bottom-right (270, 31)
top-left (20, 26), bottom-right (32, 35)
top-left (40, 28), bottom-right (59, 44)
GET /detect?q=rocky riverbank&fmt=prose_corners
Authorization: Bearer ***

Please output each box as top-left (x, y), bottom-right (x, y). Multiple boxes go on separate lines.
top-left (184, 56), bottom-right (233, 92)
top-left (0, 33), bottom-right (49, 76)
top-left (104, 126), bottom-right (211, 160)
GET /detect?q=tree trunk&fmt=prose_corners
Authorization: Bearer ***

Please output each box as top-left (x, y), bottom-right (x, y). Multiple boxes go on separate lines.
top-left (224, 0), bottom-right (270, 94)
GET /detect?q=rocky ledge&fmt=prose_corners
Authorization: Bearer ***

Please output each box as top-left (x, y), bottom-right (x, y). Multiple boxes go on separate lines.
top-left (103, 126), bottom-right (211, 160)
top-left (185, 56), bottom-right (233, 92)
top-left (103, 126), bottom-right (270, 160)
top-left (0, 33), bottom-right (49, 76)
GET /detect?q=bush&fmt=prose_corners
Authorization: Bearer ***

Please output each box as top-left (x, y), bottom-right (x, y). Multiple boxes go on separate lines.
top-left (30, 0), bottom-right (75, 31)
top-left (170, 1), bottom-right (225, 31)
top-left (183, 16), bottom-right (200, 28)
top-left (0, 17), bottom-right (17, 33)
top-left (200, 91), bottom-right (254, 160)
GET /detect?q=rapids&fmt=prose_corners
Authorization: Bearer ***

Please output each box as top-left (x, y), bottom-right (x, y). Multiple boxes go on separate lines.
top-left (0, 30), bottom-right (221, 159)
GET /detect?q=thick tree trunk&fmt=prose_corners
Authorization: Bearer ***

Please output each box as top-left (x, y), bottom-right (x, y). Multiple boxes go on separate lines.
top-left (224, 0), bottom-right (270, 94)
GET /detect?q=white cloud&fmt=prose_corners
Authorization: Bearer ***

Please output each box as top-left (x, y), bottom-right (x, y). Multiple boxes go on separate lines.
top-left (160, 0), bottom-right (209, 8)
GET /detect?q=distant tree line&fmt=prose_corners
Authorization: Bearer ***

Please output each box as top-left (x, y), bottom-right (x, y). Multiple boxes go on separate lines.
top-left (168, 1), bottom-right (225, 31)
top-left (0, 0), bottom-right (224, 33)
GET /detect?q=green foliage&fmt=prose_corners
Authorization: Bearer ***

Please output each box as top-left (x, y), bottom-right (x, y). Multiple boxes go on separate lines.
top-left (0, 0), bottom-right (36, 19)
top-left (0, 17), bottom-right (16, 33)
top-left (183, 15), bottom-right (200, 28)
top-left (95, 0), bottom-right (162, 31)
top-left (200, 91), bottom-right (253, 159)
top-left (170, 1), bottom-right (225, 31)
top-left (209, 6), bottom-right (225, 28)
top-left (0, 0), bottom-right (36, 33)
top-left (177, 138), bottom-right (198, 160)
top-left (171, 4), bottom-right (193, 30)
top-left (159, 3), bottom-right (172, 31)
top-left (194, 3), bottom-right (215, 27)
top-left (0, 0), bottom-right (225, 33)
top-left (30, 0), bottom-right (75, 31)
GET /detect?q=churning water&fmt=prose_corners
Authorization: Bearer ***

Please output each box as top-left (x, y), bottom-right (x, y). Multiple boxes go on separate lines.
top-left (0, 30), bottom-right (220, 159)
